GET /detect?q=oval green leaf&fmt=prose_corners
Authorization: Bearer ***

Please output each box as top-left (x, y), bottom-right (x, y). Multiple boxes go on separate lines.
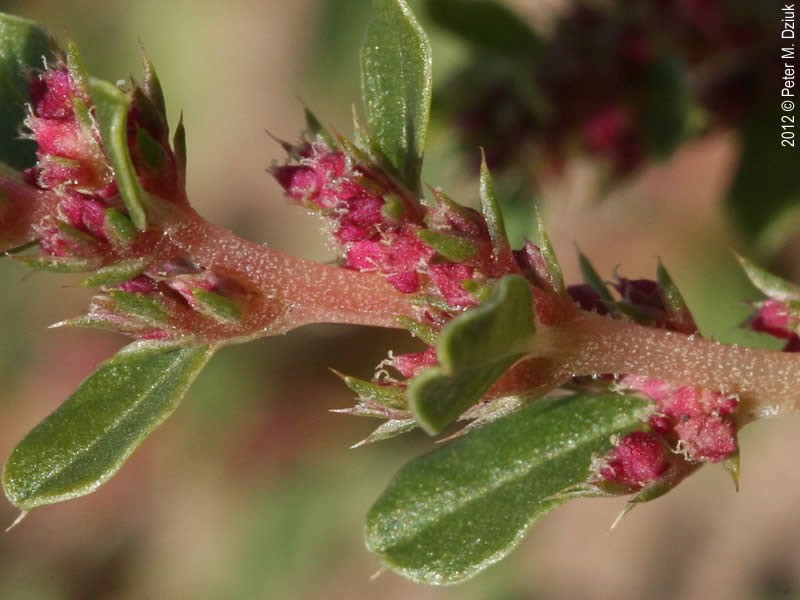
top-left (361, 0), bottom-right (432, 193)
top-left (0, 13), bottom-right (55, 170)
top-left (367, 392), bottom-right (651, 584)
top-left (3, 342), bottom-right (214, 511)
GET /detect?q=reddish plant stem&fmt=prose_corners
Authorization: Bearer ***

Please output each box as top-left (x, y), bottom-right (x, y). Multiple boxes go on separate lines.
top-left (5, 179), bottom-right (800, 423)
top-left (502, 311), bottom-right (800, 425)
top-left (152, 206), bottom-right (416, 338)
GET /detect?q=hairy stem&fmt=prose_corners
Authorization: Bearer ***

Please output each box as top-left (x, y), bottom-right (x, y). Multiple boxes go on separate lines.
top-left (155, 205), bottom-right (415, 337)
top-left (535, 311), bottom-right (800, 425)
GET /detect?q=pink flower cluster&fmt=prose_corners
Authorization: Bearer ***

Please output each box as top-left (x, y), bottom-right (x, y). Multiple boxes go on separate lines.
top-left (596, 375), bottom-right (739, 493)
top-left (273, 136), bottom-right (519, 312)
top-left (23, 58), bottom-right (244, 338)
top-left (24, 63), bottom-right (122, 259)
top-left (748, 298), bottom-right (800, 352)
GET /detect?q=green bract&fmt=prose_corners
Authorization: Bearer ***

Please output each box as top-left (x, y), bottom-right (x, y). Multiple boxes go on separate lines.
top-left (90, 79), bottom-right (149, 231)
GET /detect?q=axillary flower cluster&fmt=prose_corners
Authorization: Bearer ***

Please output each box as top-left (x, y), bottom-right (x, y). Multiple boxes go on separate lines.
top-left (4, 39), bottom-right (800, 510)
top-left (269, 126), bottom-right (751, 498)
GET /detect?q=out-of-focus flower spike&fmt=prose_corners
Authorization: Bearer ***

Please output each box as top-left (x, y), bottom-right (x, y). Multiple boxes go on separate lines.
top-left (478, 151), bottom-right (513, 266)
top-left (736, 253), bottom-right (800, 301)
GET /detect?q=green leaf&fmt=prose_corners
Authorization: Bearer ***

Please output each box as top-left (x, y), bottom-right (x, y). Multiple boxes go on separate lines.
top-left (0, 13), bottom-right (55, 170)
top-left (409, 275), bottom-right (534, 433)
top-left (367, 392), bottom-right (651, 584)
top-left (90, 79), bottom-right (148, 231)
top-left (736, 253), bottom-right (800, 300)
top-left (361, 0), bottom-right (432, 192)
top-left (426, 0), bottom-right (541, 58)
top-left (3, 343), bottom-right (214, 510)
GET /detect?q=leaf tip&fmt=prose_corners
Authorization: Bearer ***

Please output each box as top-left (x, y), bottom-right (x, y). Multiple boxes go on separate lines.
top-left (4, 510), bottom-right (28, 532)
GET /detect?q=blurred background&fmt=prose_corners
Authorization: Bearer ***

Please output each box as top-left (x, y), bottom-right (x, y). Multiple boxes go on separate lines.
top-left (0, 1), bottom-right (799, 598)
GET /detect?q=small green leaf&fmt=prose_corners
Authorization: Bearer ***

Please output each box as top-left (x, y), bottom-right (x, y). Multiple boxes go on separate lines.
top-left (736, 253), bottom-right (800, 300)
top-left (440, 275), bottom-right (533, 371)
top-left (367, 392), bottom-right (651, 584)
top-left (479, 155), bottom-right (512, 262)
top-left (417, 229), bottom-right (478, 262)
top-left (409, 358), bottom-right (520, 435)
top-left (361, 0), bottom-right (432, 192)
top-left (0, 13), bottom-right (55, 170)
top-left (409, 275), bottom-right (534, 433)
top-left (426, 0), bottom-right (542, 58)
top-left (90, 79), bottom-right (148, 231)
top-left (3, 343), bottom-right (214, 510)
